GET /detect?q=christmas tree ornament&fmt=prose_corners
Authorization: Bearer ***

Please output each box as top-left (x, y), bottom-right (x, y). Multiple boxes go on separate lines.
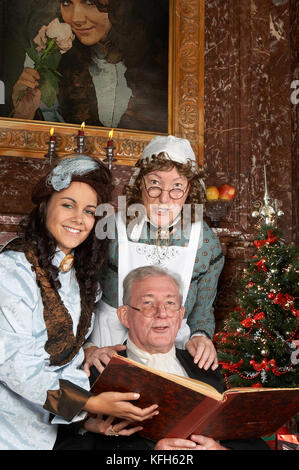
top-left (252, 165), bottom-right (284, 226)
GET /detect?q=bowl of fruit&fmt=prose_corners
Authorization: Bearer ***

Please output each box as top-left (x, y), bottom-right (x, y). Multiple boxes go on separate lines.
top-left (205, 184), bottom-right (237, 226)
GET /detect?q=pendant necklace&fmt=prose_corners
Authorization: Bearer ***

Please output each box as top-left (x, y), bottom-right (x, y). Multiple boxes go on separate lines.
top-left (155, 227), bottom-right (171, 262)
top-left (59, 254), bottom-right (75, 272)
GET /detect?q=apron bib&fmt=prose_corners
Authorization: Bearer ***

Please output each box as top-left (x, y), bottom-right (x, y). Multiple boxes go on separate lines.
top-left (91, 213), bottom-right (202, 348)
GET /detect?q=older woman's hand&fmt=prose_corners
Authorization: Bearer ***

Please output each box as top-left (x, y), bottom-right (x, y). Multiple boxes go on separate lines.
top-left (186, 336), bottom-right (218, 370)
top-left (83, 344), bottom-right (126, 375)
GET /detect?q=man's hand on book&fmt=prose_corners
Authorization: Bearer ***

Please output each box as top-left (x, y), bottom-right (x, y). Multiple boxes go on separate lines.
top-left (155, 435), bottom-right (228, 450)
top-left (186, 336), bottom-right (218, 370)
top-left (83, 414), bottom-right (143, 436)
top-left (83, 344), bottom-right (127, 375)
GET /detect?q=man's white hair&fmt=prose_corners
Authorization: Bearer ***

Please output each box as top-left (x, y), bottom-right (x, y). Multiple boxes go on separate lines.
top-left (122, 266), bottom-right (183, 306)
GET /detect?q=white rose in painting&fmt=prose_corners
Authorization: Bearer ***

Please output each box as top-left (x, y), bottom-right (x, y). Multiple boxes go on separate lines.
top-left (15, 18), bottom-right (75, 108)
top-left (34, 18), bottom-right (74, 54)
top-left (33, 25), bottom-right (48, 52)
top-left (46, 18), bottom-right (75, 53)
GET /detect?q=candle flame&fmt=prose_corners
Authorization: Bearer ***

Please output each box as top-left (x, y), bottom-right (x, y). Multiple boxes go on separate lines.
top-left (81, 122), bottom-right (85, 129)
top-left (109, 129), bottom-right (114, 139)
top-left (50, 128), bottom-right (55, 136)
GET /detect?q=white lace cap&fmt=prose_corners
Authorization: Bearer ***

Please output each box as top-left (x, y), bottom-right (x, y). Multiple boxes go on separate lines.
top-left (142, 135), bottom-right (196, 166)
top-left (129, 135), bottom-right (199, 187)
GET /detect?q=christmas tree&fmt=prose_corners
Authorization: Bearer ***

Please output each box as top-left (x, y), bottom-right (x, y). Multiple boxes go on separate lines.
top-left (214, 224), bottom-right (299, 389)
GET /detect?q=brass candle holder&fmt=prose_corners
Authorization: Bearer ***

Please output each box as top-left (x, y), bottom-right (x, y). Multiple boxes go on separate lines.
top-left (75, 122), bottom-right (87, 154)
top-left (44, 128), bottom-right (57, 164)
top-left (103, 129), bottom-right (117, 170)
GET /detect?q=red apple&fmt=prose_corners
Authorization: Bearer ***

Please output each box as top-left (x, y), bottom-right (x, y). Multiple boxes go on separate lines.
top-left (206, 186), bottom-right (219, 201)
top-left (218, 184), bottom-right (237, 200)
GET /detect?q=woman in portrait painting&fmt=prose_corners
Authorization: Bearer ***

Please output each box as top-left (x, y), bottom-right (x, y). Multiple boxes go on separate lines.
top-left (11, 0), bottom-right (169, 132)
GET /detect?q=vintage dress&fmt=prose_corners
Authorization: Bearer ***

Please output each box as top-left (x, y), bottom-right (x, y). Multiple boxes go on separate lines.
top-left (0, 248), bottom-right (95, 450)
top-left (90, 217), bottom-right (224, 348)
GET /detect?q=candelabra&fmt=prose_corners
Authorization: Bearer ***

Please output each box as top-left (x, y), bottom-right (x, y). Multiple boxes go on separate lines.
top-left (75, 123), bottom-right (87, 154)
top-left (103, 130), bottom-right (117, 170)
top-left (44, 128), bottom-right (57, 165)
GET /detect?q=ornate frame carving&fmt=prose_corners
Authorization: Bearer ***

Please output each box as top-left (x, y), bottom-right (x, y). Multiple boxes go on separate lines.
top-left (0, 0), bottom-right (204, 166)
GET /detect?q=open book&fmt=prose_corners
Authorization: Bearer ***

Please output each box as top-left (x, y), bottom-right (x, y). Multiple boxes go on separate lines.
top-left (91, 354), bottom-right (299, 442)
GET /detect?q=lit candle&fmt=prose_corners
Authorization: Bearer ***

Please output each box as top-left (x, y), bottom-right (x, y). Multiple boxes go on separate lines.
top-left (107, 129), bottom-right (114, 147)
top-left (50, 128), bottom-right (56, 141)
top-left (45, 127), bottom-right (57, 162)
top-left (104, 129), bottom-right (117, 169)
top-left (78, 122), bottom-right (85, 136)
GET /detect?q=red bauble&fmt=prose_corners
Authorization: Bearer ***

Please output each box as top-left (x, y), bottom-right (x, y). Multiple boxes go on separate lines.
top-left (241, 318), bottom-right (253, 328)
top-left (268, 292), bottom-right (275, 299)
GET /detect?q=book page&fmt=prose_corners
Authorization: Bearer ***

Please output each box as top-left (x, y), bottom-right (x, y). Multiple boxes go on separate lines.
top-left (225, 386), bottom-right (299, 395)
top-left (117, 355), bottom-right (223, 400)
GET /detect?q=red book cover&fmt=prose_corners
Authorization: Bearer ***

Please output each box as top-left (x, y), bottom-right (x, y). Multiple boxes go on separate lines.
top-left (91, 354), bottom-right (299, 442)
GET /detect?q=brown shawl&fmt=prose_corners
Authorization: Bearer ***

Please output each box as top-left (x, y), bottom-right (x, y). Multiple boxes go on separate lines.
top-left (3, 238), bottom-right (93, 366)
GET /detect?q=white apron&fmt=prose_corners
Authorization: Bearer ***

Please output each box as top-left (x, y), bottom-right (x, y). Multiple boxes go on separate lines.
top-left (91, 213), bottom-right (202, 349)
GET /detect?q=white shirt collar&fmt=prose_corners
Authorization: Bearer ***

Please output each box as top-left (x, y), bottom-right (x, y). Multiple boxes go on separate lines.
top-left (126, 336), bottom-right (176, 364)
top-left (52, 248), bottom-right (67, 268)
top-left (126, 337), bottom-right (188, 377)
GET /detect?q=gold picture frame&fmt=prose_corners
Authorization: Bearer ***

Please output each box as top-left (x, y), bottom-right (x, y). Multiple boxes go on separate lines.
top-left (0, 0), bottom-right (204, 166)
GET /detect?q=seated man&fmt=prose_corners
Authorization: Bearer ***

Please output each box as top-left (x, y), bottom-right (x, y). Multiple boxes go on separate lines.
top-left (57, 266), bottom-right (269, 450)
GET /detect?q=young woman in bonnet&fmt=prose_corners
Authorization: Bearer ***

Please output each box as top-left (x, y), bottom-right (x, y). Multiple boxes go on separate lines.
top-left (0, 154), bottom-right (158, 450)
top-left (84, 135), bottom-right (225, 374)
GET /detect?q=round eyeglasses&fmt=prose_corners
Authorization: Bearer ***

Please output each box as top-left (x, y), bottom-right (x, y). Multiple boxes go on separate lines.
top-left (143, 177), bottom-right (188, 200)
top-left (127, 302), bottom-right (182, 318)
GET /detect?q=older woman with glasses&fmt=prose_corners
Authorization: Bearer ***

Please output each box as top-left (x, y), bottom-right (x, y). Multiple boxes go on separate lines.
top-left (84, 135), bottom-right (224, 375)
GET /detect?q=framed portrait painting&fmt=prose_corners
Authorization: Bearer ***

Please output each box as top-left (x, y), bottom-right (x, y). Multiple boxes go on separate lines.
top-left (0, 0), bottom-right (169, 132)
top-left (0, 0), bottom-right (204, 164)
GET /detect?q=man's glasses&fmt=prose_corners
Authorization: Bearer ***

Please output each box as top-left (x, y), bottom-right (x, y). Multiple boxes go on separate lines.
top-left (127, 302), bottom-right (182, 318)
top-left (143, 177), bottom-right (188, 200)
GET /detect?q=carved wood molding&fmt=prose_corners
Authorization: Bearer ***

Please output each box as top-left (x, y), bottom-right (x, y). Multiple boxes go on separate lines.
top-left (173, 0), bottom-right (205, 165)
top-left (0, 0), bottom-right (204, 166)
